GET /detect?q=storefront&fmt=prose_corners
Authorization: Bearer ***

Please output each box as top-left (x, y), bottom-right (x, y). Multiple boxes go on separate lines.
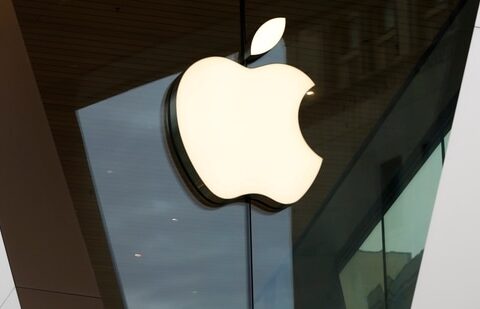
top-left (1, 0), bottom-right (479, 308)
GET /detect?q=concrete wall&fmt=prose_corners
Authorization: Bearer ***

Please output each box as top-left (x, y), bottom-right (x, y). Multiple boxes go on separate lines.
top-left (0, 0), bottom-right (103, 307)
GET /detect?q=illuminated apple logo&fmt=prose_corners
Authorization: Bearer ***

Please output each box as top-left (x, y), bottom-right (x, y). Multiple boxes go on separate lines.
top-left (165, 18), bottom-right (323, 211)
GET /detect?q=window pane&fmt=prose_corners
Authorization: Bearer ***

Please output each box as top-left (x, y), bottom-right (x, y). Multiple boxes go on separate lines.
top-left (245, 0), bottom-right (475, 307)
top-left (340, 223), bottom-right (385, 309)
top-left (384, 145), bottom-right (443, 308)
top-left (252, 208), bottom-right (294, 309)
top-left (78, 76), bottom-right (249, 309)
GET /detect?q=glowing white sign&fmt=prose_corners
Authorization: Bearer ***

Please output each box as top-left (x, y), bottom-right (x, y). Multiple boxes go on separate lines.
top-left (166, 18), bottom-right (322, 211)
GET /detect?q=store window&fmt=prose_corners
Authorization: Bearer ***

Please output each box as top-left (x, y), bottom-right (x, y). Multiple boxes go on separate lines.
top-left (384, 144), bottom-right (443, 308)
top-left (78, 76), bottom-right (249, 308)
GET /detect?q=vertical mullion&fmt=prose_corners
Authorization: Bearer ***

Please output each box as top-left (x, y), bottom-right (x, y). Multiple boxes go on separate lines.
top-left (381, 216), bottom-right (389, 309)
top-left (246, 201), bottom-right (255, 309)
top-left (441, 139), bottom-right (446, 164)
top-left (239, 1), bottom-right (254, 308)
top-left (239, 0), bottom-right (247, 66)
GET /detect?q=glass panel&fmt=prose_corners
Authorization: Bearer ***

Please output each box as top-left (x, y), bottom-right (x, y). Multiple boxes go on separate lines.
top-left (252, 208), bottom-right (294, 309)
top-left (246, 0), bottom-right (476, 308)
top-left (26, 0), bottom-right (476, 308)
top-left (78, 75), bottom-right (249, 308)
top-left (340, 223), bottom-right (385, 309)
top-left (384, 145), bottom-right (443, 308)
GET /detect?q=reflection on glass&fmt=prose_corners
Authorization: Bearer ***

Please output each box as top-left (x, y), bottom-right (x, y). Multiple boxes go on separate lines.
top-left (72, 0), bottom-right (476, 307)
top-left (252, 208), bottom-right (294, 309)
top-left (340, 223), bottom-right (385, 309)
top-left (78, 75), bottom-right (248, 309)
top-left (384, 145), bottom-right (443, 308)
top-left (271, 0), bottom-right (476, 307)
top-left (444, 131), bottom-right (451, 150)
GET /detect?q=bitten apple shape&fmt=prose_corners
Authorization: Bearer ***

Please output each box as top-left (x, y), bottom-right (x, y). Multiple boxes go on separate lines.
top-left (166, 56), bottom-right (323, 210)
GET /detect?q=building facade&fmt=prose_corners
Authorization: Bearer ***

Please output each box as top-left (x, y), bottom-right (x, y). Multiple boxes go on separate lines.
top-left (1, 0), bottom-right (480, 308)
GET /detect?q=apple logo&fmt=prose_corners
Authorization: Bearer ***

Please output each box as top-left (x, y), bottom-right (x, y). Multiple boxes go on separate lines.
top-left (165, 18), bottom-right (323, 212)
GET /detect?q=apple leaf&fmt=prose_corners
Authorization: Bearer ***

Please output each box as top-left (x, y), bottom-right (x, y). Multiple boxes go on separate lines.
top-left (250, 17), bottom-right (286, 56)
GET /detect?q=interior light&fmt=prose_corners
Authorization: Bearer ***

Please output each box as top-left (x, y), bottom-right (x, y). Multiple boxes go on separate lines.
top-left (306, 90), bottom-right (314, 96)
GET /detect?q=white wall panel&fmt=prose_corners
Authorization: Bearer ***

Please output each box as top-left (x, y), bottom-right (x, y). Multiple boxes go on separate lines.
top-left (1, 291), bottom-right (21, 309)
top-left (412, 11), bottom-right (480, 309)
top-left (0, 231), bottom-right (17, 308)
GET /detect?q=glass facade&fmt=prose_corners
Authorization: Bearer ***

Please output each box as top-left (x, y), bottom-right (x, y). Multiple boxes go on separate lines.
top-left (339, 222), bottom-right (384, 309)
top-left (384, 144), bottom-right (443, 309)
top-left (339, 138), bottom-right (447, 309)
top-left (10, 0), bottom-right (477, 307)
top-left (291, 1), bottom-right (476, 307)
top-left (77, 79), bottom-right (249, 308)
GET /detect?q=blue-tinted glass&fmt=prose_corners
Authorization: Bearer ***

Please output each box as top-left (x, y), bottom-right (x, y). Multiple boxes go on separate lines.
top-left (252, 208), bottom-right (294, 309)
top-left (77, 76), bottom-right (249, 309)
